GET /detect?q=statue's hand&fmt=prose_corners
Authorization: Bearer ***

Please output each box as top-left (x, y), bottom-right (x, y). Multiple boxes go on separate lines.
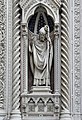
top-left (44, 25), bottom-right (49, 32)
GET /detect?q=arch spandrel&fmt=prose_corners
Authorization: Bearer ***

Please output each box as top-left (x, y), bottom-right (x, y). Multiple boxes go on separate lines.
top-left (20, 0), bottom-right (60, 24)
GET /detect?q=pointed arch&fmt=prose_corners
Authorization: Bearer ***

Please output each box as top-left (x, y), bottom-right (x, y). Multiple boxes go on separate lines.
top-left (25, 3), bottom-right (57, 23)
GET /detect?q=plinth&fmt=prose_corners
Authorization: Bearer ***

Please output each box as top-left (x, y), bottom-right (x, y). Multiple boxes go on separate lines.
top-left (21, 86), bottom-right (60, 120)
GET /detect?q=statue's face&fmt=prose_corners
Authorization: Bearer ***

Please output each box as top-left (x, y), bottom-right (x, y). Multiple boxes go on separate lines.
top-left (44, 25), bottom-right (48, 32)
top-left (39, 33), bottom-right (46, 42)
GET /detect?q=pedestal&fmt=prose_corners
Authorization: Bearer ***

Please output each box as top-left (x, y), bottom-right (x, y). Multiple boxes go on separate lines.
top-left (60, 109), bottom-right (71, 120)
top-left (30, 86), bottom-right (52, 94)
top-left (11, 110), bottom-right (21, 120)
top-left (21, 86), bottom-right (60, 120)
top-left (0, 109), bottom-right (6, 120)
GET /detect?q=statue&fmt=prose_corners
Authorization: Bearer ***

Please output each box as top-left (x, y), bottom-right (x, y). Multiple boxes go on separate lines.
top-left (29, 25), bottom-right (53, 86)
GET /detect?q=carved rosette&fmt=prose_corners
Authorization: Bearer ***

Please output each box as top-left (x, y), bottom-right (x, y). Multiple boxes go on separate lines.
top-left (0, 0), bottom-right (5, 109)
top-left (12, 0), bottom-right (21, 111)
top-left (61, 0), bottom-right (69, 110)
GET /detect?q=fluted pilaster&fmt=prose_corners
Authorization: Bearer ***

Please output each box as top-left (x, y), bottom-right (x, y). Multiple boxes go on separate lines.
top-left (12, 0), bottom-right (21, 119)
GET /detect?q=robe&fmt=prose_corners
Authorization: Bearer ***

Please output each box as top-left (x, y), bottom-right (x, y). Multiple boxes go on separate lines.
top-left (29, 38), bottom-right (53, 86)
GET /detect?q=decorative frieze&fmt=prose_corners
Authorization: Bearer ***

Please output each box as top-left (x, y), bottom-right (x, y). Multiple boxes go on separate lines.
top-left (0, 0), bottom-right (5, 110)
top-left (21, 94), bottom-right (56, 117)
top-left (74, 0), bottom-right (81, 113)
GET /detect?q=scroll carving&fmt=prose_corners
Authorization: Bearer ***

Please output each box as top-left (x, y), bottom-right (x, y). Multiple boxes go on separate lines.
top-left (12, 0), bottom-right (21, 111)
top-left (0, 0), bottom-right (5, 109)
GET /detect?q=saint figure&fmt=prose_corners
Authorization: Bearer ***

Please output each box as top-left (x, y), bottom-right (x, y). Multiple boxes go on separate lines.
top-left (29, 25), bottom-right (53, 86)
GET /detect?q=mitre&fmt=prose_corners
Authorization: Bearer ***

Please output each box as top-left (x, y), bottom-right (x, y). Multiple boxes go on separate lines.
top-left (39, 27), bottom-right (46, 35)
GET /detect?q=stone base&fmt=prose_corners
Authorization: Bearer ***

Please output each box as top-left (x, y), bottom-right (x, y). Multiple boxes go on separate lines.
top-left (30, 86), bottom-right (52, 95)
top-left (23, 116), bottom-right (56, 120)
top-left (60, 109), bottom-right (71, 120)
top-left (11, 110), bottom-right (21, 120)
top-left (21, 87), bottom-right (60, 120)
top-left (0, 109), bottom-right (6, 120)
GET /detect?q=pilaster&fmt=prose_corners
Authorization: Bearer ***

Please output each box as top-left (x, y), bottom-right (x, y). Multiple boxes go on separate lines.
top-left (54, 23), bottom-right (61, 120)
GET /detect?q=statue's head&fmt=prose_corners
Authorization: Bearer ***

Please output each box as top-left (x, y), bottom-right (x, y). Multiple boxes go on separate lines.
top-left (39, 25), bottom-right (49, 42)
top-left (44, 25), bottom-right (49, 32)
top-left (39, 27), bottom-right (46, 42)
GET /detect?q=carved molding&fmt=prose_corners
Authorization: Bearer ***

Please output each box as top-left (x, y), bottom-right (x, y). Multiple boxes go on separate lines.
top-left (0, 0), bottom-right (5, 110)
top-left (74, 0), bottom-right (81, 113)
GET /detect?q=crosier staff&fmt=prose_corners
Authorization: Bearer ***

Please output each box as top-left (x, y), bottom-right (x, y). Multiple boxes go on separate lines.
top-left (44, 25), bottom-right (51, 86)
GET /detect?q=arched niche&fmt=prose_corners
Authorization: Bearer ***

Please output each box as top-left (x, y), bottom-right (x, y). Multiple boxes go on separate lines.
top-left (21, 1), bottom-right (60, 95)
top-left (28, 6), bottom-right (55, 92)
top-left (24, 3), bottom-right (57, 24)
top-left (28, 6), bottom-right (54, 34)
top-left (21, 1), bottom-right (61, 119)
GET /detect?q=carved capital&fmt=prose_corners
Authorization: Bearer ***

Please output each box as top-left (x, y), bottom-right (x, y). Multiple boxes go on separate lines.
top-left (54, 92), bottom-right (60, 116)
top-left (21, 23), bottom-right (28, 36)
top-left (54, 23), bottom-right (59, 37)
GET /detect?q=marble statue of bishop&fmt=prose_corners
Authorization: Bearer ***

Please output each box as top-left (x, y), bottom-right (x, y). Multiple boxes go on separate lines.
top-left (29, 25), bottom-right (53, 86)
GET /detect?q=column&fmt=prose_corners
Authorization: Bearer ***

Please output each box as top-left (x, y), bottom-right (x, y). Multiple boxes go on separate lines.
top-left (11, 0), bottom-right (21, 119)
top-left (60, 0), bottom-right (71, 120)
top-left (54, 23), bottom-right (61, 120)
top-left (21, 23), bottom-right (29, 118)
top-left (21, 23), bottom-right (28, 93)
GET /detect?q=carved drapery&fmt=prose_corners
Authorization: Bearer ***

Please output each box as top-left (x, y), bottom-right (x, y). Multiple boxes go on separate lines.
top-left (61, 0), bottom-right (70, 111)
top-left (12, 0), bottom-right (21, 113)
top-left (0, 0), bottom-right (5, 110)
